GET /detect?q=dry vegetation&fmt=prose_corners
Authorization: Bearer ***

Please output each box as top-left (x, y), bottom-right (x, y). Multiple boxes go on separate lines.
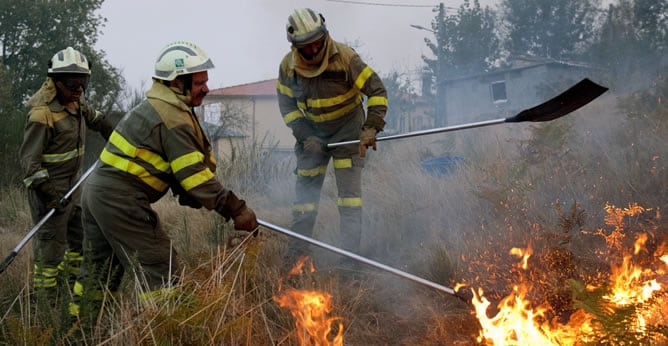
top-left (0, 91), bottom-right (666, 345)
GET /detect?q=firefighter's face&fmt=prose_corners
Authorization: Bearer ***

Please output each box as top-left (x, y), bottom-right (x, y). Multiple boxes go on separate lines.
top-left (298, 39), bottom-right (325, 60)
top-left (189, 71), bottom-right (209, 107)
top-left (55, 74), bottom-right (88, 103)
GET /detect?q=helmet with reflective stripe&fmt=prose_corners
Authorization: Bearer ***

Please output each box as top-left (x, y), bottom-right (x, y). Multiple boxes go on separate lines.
top-left (286, 8), bottom-right (327, 47)
top-left (153, 41), bottom-right (215, 81)
top-left (48, 47), bottom-right (91, 75)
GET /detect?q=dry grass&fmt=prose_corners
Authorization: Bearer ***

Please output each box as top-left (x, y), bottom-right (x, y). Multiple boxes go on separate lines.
top-left (0, 90), bottom-right (666, 345)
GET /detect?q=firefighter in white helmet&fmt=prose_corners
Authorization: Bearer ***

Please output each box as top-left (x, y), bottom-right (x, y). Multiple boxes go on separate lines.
top-left (277, 8), bottom-right (388, 268)
top-left (19, 46), bottom-right (113, 302)
top-left (70, 41), bottom-right (258, 320)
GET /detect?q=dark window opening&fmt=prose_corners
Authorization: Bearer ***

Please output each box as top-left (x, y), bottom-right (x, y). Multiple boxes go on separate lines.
top-left (491, 81), bottom-right (507, 103)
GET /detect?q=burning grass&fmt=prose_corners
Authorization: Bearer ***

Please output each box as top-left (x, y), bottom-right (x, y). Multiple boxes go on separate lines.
top-left (0, 90), bottom-right (666, 344)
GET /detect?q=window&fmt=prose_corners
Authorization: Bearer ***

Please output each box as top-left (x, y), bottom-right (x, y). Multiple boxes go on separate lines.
top-left (491, 80), bottom-right (507, 103)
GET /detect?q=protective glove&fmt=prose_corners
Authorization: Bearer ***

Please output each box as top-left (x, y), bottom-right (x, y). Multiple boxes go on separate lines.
top-left (359, 127), bottom-right (378, 158)
top-left (232, 206), bottom-right (259, 234)
top-left (34, 180), bottom-right (67, 210)
top-left (303, 136), bottom-right (325, 156)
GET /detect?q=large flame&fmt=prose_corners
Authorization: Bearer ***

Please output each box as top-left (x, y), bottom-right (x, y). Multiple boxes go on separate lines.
top-left (472, 203), bottom-right (666, 345)
top-left (274, 256), bottom-right (344, 346)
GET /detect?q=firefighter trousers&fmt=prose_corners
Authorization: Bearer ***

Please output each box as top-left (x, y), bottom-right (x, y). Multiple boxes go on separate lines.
top-left (290, 144), bottom-right (364, 257)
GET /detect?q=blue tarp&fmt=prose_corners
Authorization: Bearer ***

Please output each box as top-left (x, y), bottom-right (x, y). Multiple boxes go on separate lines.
top-left (420, 156), bottom-right (464, 176)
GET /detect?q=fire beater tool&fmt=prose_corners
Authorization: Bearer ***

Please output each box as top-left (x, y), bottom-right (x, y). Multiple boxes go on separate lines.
top-left (328, 78), bottom-right (608, 148)
top-left (0, 163), bottom-right (97, 274)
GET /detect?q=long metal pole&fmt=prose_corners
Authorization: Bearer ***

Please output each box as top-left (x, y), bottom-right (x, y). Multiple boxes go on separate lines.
top-left (0, 162), bottom-right (97, 274)
top-left (328, 119), bottom-right (504, 148)
top-left (258, 219), bottom-right (456, 296)
top-left (328, 78), bottom-right (608, 149)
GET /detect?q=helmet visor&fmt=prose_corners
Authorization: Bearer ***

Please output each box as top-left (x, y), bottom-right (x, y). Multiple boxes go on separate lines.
top-left (57, 75), bottom-right (89, 91)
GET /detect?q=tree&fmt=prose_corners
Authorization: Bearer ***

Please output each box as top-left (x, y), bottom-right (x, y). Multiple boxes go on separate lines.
top-left (590, 0), bottom-right (668, 89)
top-left (0, 0), bottom-right (124, 184)
top-left (421, 0), bottom-right (499, 125)
top-left (500, 0), bottom-right (601, 60)
top-left (0, 0), bottom-right (122, 112)
top-left (381, 71), bottom-right (417, 133)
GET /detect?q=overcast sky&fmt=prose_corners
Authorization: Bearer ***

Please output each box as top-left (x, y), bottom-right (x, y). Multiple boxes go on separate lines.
top-left (95, 0), bottom-right (486, 91)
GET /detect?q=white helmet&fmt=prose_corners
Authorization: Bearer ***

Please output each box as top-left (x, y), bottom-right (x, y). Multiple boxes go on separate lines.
top-left (48, 47), bottom-right (91, 75)
top-left (153, 41), bottom-right (215, 81)
top-left (286, 8), bottom-right (327, 47)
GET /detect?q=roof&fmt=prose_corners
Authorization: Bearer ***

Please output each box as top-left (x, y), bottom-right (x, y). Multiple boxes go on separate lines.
top-left (441, 56), bottom-right (600, 84)
top-left (209, 79), bottom-right (277, 97)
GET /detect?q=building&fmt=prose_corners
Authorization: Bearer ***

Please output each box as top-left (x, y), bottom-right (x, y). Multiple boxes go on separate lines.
top-left (199, 79), bottom-right (294, 160)
top-left (201, 77), bottom-right (438, 159)
top-left (436, 57), bottom-right (603, 126)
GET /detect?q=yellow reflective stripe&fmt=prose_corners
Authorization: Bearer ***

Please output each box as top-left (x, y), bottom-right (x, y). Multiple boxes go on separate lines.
top-left (171, 151), bottom-right (204, 173)
top-left (304, 97), bottom-right (363, 123)
top-left (283, 110), bottom-right (305, 124)
top-left (34, 264), bottom-right (59, 277)
top-left (367, 96), bottom-right (388, 107)
top-left (297, 165), bottom-right (327, 177)
top-left (42, 147), bottom-right (82, 163)
top-left (277, 81), bottom-right (294, 97)
top-left (354, 66), bottom-right (374, 90)
top-left (181, 168), bottom-right (215, 191)
top-left (307, 88), bottom-right (358, 108)
top-left (64, 250), bottom-right (83, 262)
top-left (109, 131), bottom-right (170, 172)
top-left (337, 197), bottom-right (362, 207)
top-left (292, 203), bottom-right (317, 212)
top-left (58, 260), bottom-right (80, 276)
top-left (101, 148), bottom-right (168, 191)
top-left (333, 158), bottom-right (352, 169)
top-left (23, 169), bottom-right (49, 187)
top-left (34, 278), bottom-right (57, 288)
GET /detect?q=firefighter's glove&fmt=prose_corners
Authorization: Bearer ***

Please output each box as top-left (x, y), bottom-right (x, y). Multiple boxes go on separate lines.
top-left (232, 206), bottom-right (259, 235)
top-left (34, 180), bottom-right (67, 210)
top-left (303, 136), bottom-right (325, 156)
top-left (359, 127), bottom-right (378, 158)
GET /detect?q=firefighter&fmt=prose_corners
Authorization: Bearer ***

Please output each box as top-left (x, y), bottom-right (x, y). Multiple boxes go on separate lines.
top-left (19, 47), bottom-right (113, 300)
top-left (69, 41), bottom-right (258, 319)
top-left (276, 9), bottom-right (388, 263)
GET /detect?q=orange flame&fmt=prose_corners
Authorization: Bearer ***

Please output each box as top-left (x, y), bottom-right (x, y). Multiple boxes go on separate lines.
top-left (274, 288), bottom-right (344, 346)
top-left (274, 256), bottom-right (343, 346)
top-left (472, 203), bottom-right (666, 345)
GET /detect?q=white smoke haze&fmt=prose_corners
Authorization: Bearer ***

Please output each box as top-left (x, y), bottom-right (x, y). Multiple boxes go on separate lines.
top-left (96, 0), bottom-right (488, 90)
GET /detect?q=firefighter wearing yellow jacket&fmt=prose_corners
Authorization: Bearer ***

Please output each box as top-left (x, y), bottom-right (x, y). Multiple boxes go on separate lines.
top-left (276, 8), bottom-right (388, 260)
top-left (19, 47), bottom-right (113, 296)
top-left (69, 41), bottom-right (258, 318)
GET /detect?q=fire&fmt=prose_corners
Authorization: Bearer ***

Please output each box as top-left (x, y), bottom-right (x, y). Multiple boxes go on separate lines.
top-left (471, 203), bottom-right (666, 345)
top-left (604, 234), bottom-right (662, 306)
top-left (274, 256), bottom-right (344, 346)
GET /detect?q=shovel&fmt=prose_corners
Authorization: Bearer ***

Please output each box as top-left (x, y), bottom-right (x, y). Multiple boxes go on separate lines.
top-left (328, 78), bottom-right (608, 148)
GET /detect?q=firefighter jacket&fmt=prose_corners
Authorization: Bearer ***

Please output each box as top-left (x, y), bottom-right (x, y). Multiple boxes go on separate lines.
top-left (92, 81), bottom-right (244, 219)
top-left (20, 78), bottom-right (113, 189)
top-left (276, 36), bottom-right (388, 143)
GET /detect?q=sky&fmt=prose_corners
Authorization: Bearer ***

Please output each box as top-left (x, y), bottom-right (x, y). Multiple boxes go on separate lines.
top-left (94, 0), bottom-right (486, 91)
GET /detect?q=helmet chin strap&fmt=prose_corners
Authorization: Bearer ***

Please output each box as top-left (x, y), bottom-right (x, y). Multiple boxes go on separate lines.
top-left (165, 75), bottom-right (192, 97)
